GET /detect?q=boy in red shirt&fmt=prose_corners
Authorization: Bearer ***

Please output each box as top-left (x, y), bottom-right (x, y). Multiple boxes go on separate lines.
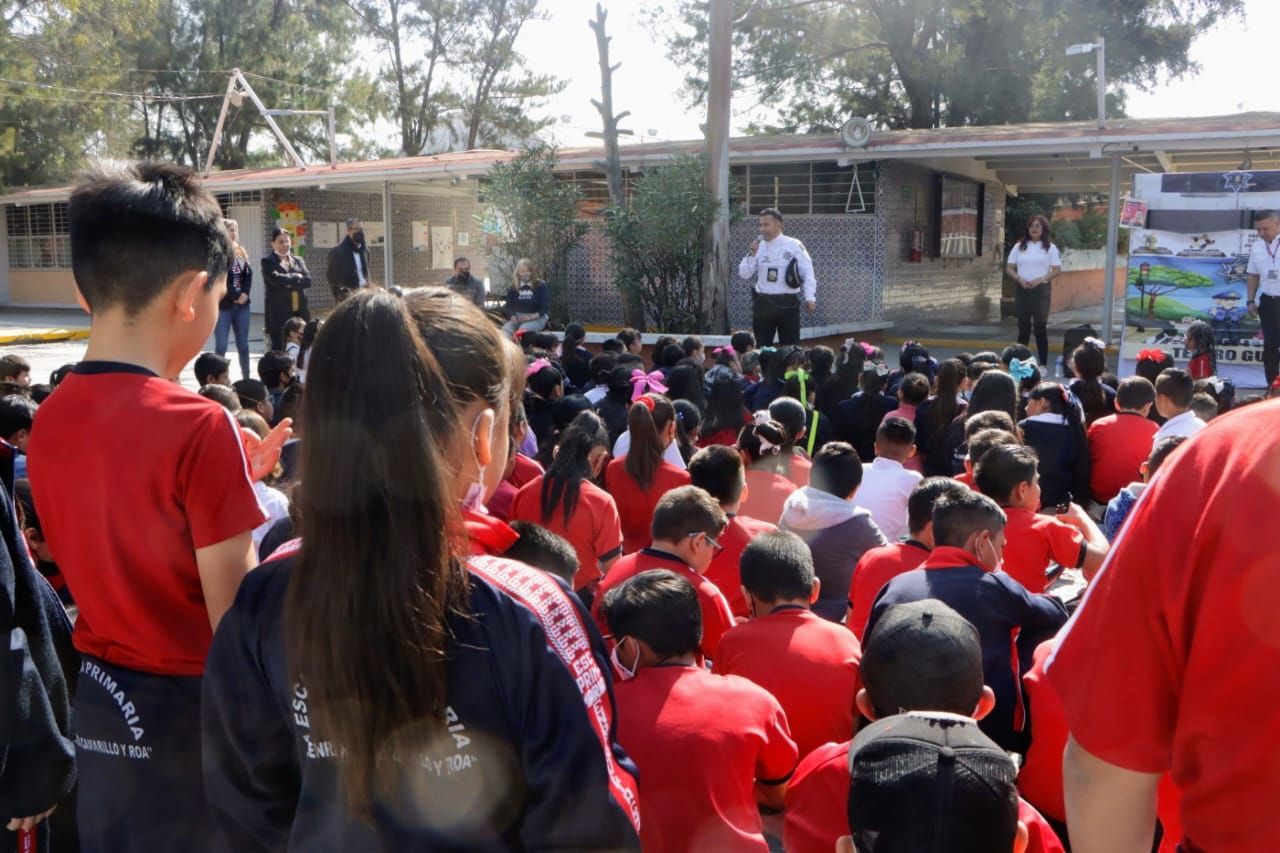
top-left (603, 569), bottom-right (798, 852)
top-left (846, 476), bottom-right (968, 639)
top-left (976, 443), bottom-right (1108, 592)
top-left (1086, 375), bottom-right (1158, 504)
top-left (688, 444), bottom-right (777, 618)
top-left (593, 485), bottom-right (734, 659)
top-left (26, 164), bottom-right (288, 851)
top-left (957, 427), bottom-right (1020, 491)
top-left (784, 599), bottom-right (1062, 853)
top-left (714, 530), bottom-right (861, 759)
top-left (1049, 400), bottom-right (1280, 851)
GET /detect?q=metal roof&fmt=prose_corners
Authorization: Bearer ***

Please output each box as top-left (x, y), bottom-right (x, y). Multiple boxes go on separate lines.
top-left (4, 112), bottom-right (1279, 202)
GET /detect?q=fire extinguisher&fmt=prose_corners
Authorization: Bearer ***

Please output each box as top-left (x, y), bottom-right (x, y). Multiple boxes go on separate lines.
top-left (909, 227), bottom-right (924, 263)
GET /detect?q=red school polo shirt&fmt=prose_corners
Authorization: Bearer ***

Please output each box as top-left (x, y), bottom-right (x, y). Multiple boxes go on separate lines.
top-left (705, 513), bottom-right (778, 619)
top-left (509, 475), bottom-right (623, 590)
top-left (1087, 411), bottom-right (1159, 504)
top-left (26, 362), bottom-right (265, 676)
top-left (593, 548), bottom-right (735, 659)
top-left (955, 469), bottom-right (977, 489)
top-left (603, 457), bottom-right (691, 554)
top-left (614, 665), bottom-right (798, 853)
top-left (1000, 507), bottom-right (1084, 593)
top-left (1047, 400), bottom-right (1280, 851)
top-left (783, 739), bottom-right (1065, 853)
top-left (713, 606), bottom-right (861, 759)
top-left (507, 452), bottom-right (544, 489)
top-left (846, 540), bottom-right (931, 640)
top-left (741, 467), bottom-right (798, 525)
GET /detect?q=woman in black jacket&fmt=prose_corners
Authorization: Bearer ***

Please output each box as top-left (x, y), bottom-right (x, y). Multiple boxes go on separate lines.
top-left (261, 227), bottom-right (312, 351)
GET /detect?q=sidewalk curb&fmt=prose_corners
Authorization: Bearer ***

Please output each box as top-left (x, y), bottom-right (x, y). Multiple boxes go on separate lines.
top-left (885, 335), bottom-right (1119, 355)
top-left (0, 329), bottom-right (90, 346)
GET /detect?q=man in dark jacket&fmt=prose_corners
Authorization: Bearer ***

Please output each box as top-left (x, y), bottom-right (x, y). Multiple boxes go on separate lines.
top-left (326, 218), bottom-right (371, 301)
top-left (445, 256), bottom-right (486, 308)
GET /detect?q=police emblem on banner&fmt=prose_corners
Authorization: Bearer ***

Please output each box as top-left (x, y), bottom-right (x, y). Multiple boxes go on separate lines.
top-left (1222, 171), bottom-right (1255, 194)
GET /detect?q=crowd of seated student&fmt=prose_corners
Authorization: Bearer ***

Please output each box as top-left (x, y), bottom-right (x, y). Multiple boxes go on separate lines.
top-left (11, 162), bottom-right (1280, 853)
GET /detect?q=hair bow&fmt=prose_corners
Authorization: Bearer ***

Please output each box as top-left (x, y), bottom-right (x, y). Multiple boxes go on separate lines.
top-left (714, 345), bottom-right (734, 357)
top-left (635, 394), bottom-right (656, 412)
top-left (1083, 336), bottom-right (1106, 350)
top-left (1008, 357), bottom-right (1038, 383)
top-left (757, 434), bottom-right (781, 455)
top-left (1208, 376), bottom-right (1225, 395)
top-left (873, 362), bottom-right (889, 377)
top-left (784, 368), bottom-right (809, 400)
top-left (859, 342), bottom-right (876, 357)
top-left (752, 409), bottom-right (773, 426)
top-left (760, 346), bottom-right (777, 355)
top-left (630, 369), bottom-right (668, 402)
top-left (525, 357), bottom-right (552, 378)
top-left (1137, 348), bottom-right (1166, 362)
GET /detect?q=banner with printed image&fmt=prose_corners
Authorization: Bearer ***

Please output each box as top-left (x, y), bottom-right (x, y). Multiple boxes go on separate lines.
top-left (1121, 171), bottom-right (1277, 388)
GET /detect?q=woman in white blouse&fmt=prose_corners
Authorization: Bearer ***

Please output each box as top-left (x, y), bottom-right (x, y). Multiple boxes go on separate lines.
top-left (1006, 214), bottom-right (1062, 366)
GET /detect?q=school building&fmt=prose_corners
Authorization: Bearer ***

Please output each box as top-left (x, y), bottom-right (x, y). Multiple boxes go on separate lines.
top-left (3, 113), bottom-right (1277, 342)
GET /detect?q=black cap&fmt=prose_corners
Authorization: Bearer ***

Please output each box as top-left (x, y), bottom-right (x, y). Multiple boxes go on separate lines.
top-left (847, 712), bottom-right (1019, 852)
top-left (861, 600), bottom-right (983, 719)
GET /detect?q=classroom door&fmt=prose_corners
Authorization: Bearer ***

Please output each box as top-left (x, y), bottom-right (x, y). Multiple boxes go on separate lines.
top-left (227, 204), bottom-right (265, 318)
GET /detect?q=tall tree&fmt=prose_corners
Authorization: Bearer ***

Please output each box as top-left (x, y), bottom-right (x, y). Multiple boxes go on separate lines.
top-left (657, 0), bottom-right (1242, 131)
top-left (456, 0), bottom-right (563, 150)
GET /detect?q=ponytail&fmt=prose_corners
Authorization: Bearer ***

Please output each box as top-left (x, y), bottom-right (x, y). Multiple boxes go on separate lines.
top-left (738, 415), bottom-right (788, 474)
top-left (1070, 340), bottom-right (1109, 424)
top-left (625, 393), bottom-right (675, 490)
top-left (285, 290), bottom-right (466, 816)
top-left (541, 411), bottom-right (608, 524)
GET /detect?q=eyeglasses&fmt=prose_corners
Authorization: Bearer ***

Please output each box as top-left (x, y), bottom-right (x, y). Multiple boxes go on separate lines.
top-left (689, 531), bottom-right (724, 553)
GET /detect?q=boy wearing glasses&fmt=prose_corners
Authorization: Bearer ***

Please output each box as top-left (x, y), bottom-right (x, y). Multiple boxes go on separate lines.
top-left (593, 486), bottom-right (734, 660)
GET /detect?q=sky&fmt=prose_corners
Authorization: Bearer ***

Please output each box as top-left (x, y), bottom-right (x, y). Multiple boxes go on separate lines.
top-left (517, 0), bottom-right (1277, 148)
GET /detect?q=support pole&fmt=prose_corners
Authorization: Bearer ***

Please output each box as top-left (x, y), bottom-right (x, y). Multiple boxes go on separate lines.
top-left (328, 105), bottom-right (337, 168)
top-left (382, 180), bottom-right (395, 289)
top-left (1096, 38), bottom-right (1107, 130)
top-left (203, 71), bottom-right (239, 177)
top-left (700, 0), bottom-right (732, 334)
top-left (1101, 150), bottom-right (1122, 346)
top-left (235, 70), bottom-right (308, 169)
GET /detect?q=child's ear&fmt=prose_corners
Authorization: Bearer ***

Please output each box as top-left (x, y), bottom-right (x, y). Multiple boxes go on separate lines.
top-left (906, 444), bottom-right (917, 459)
top-left (972, 686), bottom-right (997, 721)
top-left (854, 688), bottom-right (877, 722)
top-left (809, 577), bottom-right (821, 604)
top-left (23, 526), bottom-right (42, 546)
top-left (176, 270), bottom-right (210, 323)
top-left (74, 286), bottom-right (91, 315)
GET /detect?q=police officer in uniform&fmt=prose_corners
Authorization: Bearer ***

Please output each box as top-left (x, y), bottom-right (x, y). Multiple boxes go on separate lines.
top-left (1246, 209), bottom-right (1280, 385)
top-left (738, 208), bottom-right (817, 346)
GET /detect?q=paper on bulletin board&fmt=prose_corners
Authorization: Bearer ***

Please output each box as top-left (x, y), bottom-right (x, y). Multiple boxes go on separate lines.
top-left (311, 221), bottom-right (339, 248)
top-left (431, 226), bottom-right (454, 269)
top-left (456, 231), bottom-right (470, 247)
top-left (411, 220), bottom-right (430, 252)
top-left (363, 221), bottom-right (386, 247)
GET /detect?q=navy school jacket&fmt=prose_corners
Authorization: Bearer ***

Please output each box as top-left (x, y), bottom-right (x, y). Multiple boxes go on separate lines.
top-left (202, 547), bottom-right (642, 852)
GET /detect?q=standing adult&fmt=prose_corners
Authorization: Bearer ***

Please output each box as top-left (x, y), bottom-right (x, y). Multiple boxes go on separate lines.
top-left (1007, 215), bottom-right (1062, 366)
top-left (325, 218), bottom-right (371, 302)
top-left (501, 258), bottom-right (550, 338)
top-left (1246, 209), bottom-right (1280, 386)
top-left (262, 227), bottom-right (311, 351)
top-left (217, 218), bottom-right (253, 380)
top-left (738, 208), bottom-right (817, 346)
top-left (445, 256), bottom-right (486, 308)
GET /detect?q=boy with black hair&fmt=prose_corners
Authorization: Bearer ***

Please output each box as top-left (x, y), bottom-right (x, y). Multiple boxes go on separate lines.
top-left (600, 337), bottom-right (624, 355)
top-left (193, 351), bottom-right (231, 387)
top-left (847, 476), bottom-right (969, 640)
top-left (681, 334), bottom-right (705, 365)
top-left (1153, 367), bottom-right (1204, 440)
top-left (198, 384), bottom-right (241, 413)
top-left (48, 363), bottom-right (76, 388)
top-left (785, 599), bottom-right (1061, 853)
top-left (232, 377), bottom-right (273, 423)
top-left (28, 384), bottom-right (53, 404)
top-left (593, 485), bottom-right (734, 658)
top-left (1189, 392), bottom-right (1218, 422)
top-left (952, 410), bottom-right (1020, 486)
top-left (688, 445), bottom-right (777, 618)
top-left (0, 393), bottom-right (37, 495)
top-left (504, 520), bottom-right (580, 588)
top-left (779, 441), bottom-right (887, 622)
top-left (0, 353), bottom-right (32, 387)
top-left (604, 569), bottom-right (798, 852)
top-left (256, 350), bottom-right (294, 422)
top-left (714, 531), bottom-right (862, 760)
top-left (959, 427), bottom-right (1021, 490)
top-left (26, 162), bottom-right (288, 851)
top-left (731, 330), bottom-right (756, 356)
top-left (976, 443), bottom-right (1108, 591)
top-left (890, 372), bottom-right (930, 425)
top-left (1086, 375), bottom-right (1158, 504)
top-left (857, 416), bottom-right (922, 541)
top-left (867, 491), bottom-right (1069, 752)
top-left (1102, 434), bottom-right (1186, 541)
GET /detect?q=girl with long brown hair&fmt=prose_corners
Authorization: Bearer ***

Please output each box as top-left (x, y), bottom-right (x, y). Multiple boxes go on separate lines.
top-left (603, 394), bottom-right (691, 553)
top-left (202, 289), bottom-right (641, 849)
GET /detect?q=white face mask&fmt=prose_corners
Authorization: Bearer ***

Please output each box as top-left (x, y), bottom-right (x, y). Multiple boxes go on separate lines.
top-left (610, 638), bottom-right (638, 681)
top-left (460, 408), bottom-right (493, 513)
top-left (980, 536), bottom-right (1003, 574)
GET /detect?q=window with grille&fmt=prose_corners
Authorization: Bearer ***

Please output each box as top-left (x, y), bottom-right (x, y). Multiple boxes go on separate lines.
top-left (730, 161), bottom-right (876, 216)
top-left (215, 191), bottom-right (263, 212)
top-left (6, 203), bottom-right (71, 269)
